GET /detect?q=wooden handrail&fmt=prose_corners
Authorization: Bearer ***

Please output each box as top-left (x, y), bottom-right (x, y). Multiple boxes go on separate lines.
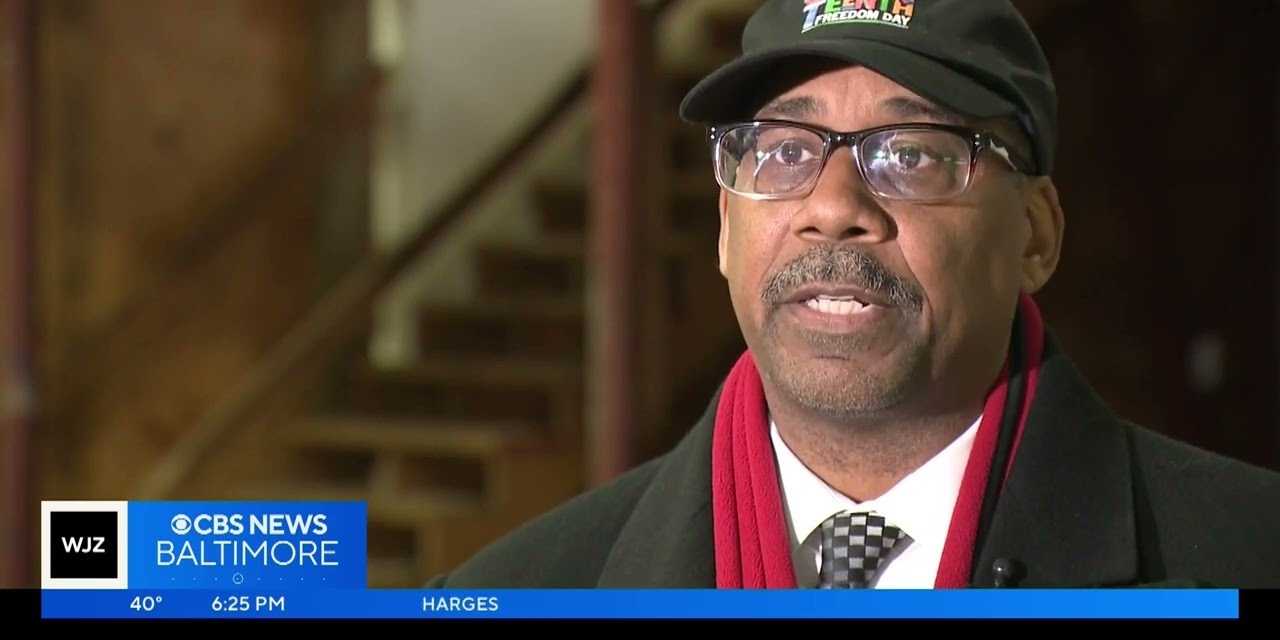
top-left (136, 56), bottom-right (588, 499)
top-left (138, 0), bottom-right (684, 499)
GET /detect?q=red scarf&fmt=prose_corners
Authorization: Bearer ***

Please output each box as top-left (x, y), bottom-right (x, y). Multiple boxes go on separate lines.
top-left (712, 293), bottom-right (1045, 588)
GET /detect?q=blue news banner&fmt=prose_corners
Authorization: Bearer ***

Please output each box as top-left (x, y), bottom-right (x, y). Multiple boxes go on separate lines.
top-left (42, 589), bottom-right (1238, 620)
top-left (39, 501), bottom-right (1239, 620)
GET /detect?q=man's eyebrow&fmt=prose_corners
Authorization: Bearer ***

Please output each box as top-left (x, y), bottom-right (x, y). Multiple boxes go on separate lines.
top-left (754, 96), bottom-right (823, 120)
top-left (880, 96), bottom-right (967, 125)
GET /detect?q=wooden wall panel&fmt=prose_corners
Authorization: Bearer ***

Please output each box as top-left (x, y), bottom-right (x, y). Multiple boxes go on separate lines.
top-left (1015, 0), bottom-right (1279, 468)
top-left (35, 1), bottom-right (370, 499)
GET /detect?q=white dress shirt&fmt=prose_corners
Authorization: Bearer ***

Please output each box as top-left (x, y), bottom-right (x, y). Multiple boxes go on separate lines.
top-left (769, 415), bottom-right (979, 588)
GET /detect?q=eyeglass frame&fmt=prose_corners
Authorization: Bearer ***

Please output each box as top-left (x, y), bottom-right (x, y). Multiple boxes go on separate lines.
top-left (707, 119), bottom-right (1030, 203)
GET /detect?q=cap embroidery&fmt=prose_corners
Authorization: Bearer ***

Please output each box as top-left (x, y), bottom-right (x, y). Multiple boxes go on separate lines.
top-left (802, 0), bottom-right (914, 33)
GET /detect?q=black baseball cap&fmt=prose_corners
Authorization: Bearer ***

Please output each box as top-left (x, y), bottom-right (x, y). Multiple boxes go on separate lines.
top-left (679, 0), bottom-right (1057, 175)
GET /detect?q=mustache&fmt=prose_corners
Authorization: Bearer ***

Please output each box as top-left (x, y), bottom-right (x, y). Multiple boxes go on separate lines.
top-left (760, 246), bottom-right (924, 312)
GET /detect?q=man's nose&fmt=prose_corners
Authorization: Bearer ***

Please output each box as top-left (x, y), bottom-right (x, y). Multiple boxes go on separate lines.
top-left (790, 146), bottom-right (894, 244)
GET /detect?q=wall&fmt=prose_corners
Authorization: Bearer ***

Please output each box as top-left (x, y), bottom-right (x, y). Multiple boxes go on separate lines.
top-left (35, 0), bottom-right (369, 499)
top-left (1015, 0), bottom-right (1278, 467)
top-left (369, 0), bottom-right (594, 366)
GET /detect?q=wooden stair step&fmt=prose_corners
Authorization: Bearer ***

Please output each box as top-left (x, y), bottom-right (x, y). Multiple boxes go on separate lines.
top-left (387, 357), bottom-right (582, 387)
top-left (533, 181), bottom-right (720, 235)
top-left (344, 374), bottom-right (555, 424)
top-left (478, 231), bottom-right (702, 265)
top-left (368, 557), bottom-right (420, 588)
top-left (417, 296), bottom-right (584, 359)
top-left (532, 183), bottom-right (586, 232)
top-left (475, 235), bottom-right (585, 297)
top-left (278, 416), bottom-right (546, 458)
top-left (367, 519), bottom-right (417, 559)
top-left (238, 482), bottom-right (485, 525)
top-left (475, 230), bottom-right (711, 316)
top-left (342, 357), bottom-right (581, 425)
top-left (421, 294), bottom-right (582, 319)
top-left (484, 232), bottom-right (589, 259)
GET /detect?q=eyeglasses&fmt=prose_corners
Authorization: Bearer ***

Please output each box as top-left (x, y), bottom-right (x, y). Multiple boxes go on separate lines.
top-left (709, 120), bottom-right (1027, 202)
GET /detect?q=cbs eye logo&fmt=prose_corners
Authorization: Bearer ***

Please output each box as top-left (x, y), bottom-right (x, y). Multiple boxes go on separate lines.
top-left (171, 514), bottom-right (192, 535)
top-left (42, 501), bottom-right (128, 589)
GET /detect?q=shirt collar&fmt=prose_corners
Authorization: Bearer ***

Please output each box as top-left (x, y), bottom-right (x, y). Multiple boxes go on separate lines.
top-left (770, 415), bottom-right (980, 550)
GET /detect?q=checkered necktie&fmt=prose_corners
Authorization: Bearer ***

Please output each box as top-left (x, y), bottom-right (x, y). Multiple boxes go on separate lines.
top-left (817, 511), bottom-right (910, 588)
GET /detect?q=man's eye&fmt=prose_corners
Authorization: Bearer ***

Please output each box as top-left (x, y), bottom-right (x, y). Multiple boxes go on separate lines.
top-left (770, 139), bottom-right (818, 166)
top-left (891, 144), bottom-right (932, 169)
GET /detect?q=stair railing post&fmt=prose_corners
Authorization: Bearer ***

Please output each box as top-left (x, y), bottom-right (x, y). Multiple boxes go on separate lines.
top-left (587, 0), bottom-right (656, 485)
top-left (1, 0), bottom-right (36, 588)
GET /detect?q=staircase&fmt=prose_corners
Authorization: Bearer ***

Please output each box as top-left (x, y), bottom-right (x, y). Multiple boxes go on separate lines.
top-left (187, 4), bottom-right (753, 588)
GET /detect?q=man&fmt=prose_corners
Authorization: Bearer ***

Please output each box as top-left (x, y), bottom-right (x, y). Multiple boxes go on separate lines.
top-left (429, 0), bottom-right (1280, 588)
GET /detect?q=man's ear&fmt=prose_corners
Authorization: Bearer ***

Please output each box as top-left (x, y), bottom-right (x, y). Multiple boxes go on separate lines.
top-left (718, 188), bottom-right (730, 278)
top-left (1021, 176), bottom-right (1065, 293)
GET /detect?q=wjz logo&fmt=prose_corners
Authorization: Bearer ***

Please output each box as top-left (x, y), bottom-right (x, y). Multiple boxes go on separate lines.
top-left (42, 501), bottom-right (128, 588)
top-left (60, 532), bottom-right (108, 554)
top-left (50, 512), bottom-right (117, 577)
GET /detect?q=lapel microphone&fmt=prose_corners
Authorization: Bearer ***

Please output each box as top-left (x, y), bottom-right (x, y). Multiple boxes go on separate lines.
top-left (991, 558), bottom-right (1025, 588)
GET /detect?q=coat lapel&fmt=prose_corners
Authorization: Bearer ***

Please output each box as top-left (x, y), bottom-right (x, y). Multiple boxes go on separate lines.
top-left (972, 335), bottom-right (1140, 587)
top-left (597, 333), bottom-right (1142, 588)
top-left (596, 389), bottom-right (719, 587)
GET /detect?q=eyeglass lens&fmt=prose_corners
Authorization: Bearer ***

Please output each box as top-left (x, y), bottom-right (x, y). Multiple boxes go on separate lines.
top-left (716, 124), bottom-right (974, 201)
